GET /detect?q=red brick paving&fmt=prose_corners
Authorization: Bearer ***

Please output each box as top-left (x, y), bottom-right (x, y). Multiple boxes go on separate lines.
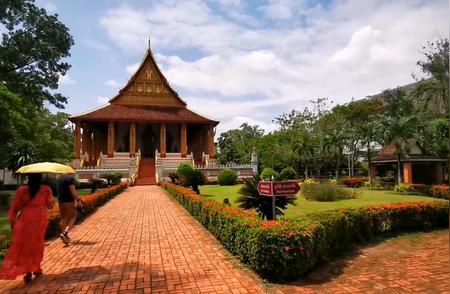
top-left (270, 230), bottom-right (449, 294)
top-left (0, 186), bottom-right (264, 293)
top-left (1, 186), bottom-right (448, 293)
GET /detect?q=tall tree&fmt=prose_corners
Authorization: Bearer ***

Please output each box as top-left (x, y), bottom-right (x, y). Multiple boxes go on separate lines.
top-left (217, 123), bottom-right (264, 164)
top-left (413, 38), bottom-right (449, 113)
top-left (0, 0), bottom-right (74, 108)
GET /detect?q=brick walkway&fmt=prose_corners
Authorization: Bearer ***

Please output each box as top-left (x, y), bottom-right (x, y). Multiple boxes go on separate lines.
top-left (0, 186), bottom-right (265, 294)
top-left (270, 230), bottom-right (449, 294)
top-left (1, 186), bottom-right (448, 293)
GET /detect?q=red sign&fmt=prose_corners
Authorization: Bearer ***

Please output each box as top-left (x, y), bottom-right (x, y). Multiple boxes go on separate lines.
top-left (257, 181), bottom-right (300, 196)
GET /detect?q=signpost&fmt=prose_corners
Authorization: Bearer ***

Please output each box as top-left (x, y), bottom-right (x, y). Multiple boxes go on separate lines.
top-left (257, 181), bottom-right (300, 220)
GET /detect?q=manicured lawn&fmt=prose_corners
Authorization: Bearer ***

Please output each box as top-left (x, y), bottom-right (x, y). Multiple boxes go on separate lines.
top-left (199, 185), bottom-right (447, 218)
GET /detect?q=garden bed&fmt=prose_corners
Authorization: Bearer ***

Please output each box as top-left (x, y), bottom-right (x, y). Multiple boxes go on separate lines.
top-left (163, 182), bottom-right (449, 282)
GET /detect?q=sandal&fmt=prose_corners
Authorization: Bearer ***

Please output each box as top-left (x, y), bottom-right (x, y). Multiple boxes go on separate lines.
top-left (23, 272), bottom-right (32, 283)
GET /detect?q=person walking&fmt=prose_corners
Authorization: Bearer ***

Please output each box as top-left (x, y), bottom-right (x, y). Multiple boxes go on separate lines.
top-left (0, 173), bottom-right (55, 283)
top-left (57, 173), bottom-right (82, 245)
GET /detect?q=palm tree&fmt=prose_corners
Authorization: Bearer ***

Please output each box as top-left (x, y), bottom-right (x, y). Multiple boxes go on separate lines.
top-left (236, 176), bottom-right (296, 220)
top-left (359, 119), bottom-right (381, 184)
top-left (383, 115), bottom-right (418, 183)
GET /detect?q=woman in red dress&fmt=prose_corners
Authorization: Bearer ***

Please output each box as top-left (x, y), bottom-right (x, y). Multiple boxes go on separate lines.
top-left (0, 173), bottom-right (55, 283)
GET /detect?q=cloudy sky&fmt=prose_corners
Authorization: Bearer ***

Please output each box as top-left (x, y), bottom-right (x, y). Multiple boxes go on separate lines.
top-left (42, 0), bottom-right (447, 135)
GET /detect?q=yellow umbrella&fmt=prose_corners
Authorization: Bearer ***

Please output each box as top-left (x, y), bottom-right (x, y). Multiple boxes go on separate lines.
top-left (16, 162), bottom-right (75, 174)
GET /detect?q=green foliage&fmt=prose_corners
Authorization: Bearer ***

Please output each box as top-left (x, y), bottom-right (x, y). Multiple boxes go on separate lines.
top-left (176, 163), bottom-right (205, 193)
top-left (162, 182), bottom-right (449, 282)
top-left (101, 173), bottom-right (122, 186)
top-left (301, 181), bottom-right (359, 201)
top-left (236, 176), bottom-right (295, 220)
top-left (0, 0), bottom-right (74, 108)
top-left (414, 38), bottom-right (449, 112)
top-left (218, 168), bottom-right (238, 186)
top-left (176, 163), bottom-right (193, 179)
top-left (189, 169), bottom-right (206, 194)
top-left (280, 166), bottom-right (296, 180)
top-left (0, 194), bottom-right (11, 207)
top-left (217, 123), bottom-right (264, 164)
top-left (394, 183), bottom-right (412, 194)
top-left (260, 167), bottom-right (279, 180)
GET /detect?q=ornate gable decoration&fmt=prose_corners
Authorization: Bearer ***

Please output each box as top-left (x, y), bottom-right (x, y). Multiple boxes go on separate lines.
top-left (110, 49), bottom-right (186, 107)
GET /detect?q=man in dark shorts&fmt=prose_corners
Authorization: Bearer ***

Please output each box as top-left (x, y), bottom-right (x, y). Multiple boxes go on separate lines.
top-left (57, 173), bottom-right (82, 244)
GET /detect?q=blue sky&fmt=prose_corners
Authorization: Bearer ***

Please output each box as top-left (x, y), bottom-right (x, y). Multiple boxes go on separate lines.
top-left (40, 0), bottom-right (447, 135)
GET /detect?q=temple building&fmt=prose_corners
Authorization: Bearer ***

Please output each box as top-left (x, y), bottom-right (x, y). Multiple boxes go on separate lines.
top-left (69, 45), bottom-right (219, 185)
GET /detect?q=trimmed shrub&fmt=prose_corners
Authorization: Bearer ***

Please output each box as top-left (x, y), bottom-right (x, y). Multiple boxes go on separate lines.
top-left (280, 166), bottom-right (296, 180)
top-left (189, 169), bottom-right (206, 194)
top-left (430, 185), bottom-right (450, 200)
top-left (394, 183), bottom-right (413, 194)
top-left (176, 163), bottom-right (194, 187)
top-left (410, 184), bottom-right (431, 195)
top-left (161, 181), bottom-right (448, 282)
top-left (260, 168), bottom-right (280, 180)
top-left (218, 168), bottom-right (238, 185)
top-left (301, 182), bottom-right (359, 201)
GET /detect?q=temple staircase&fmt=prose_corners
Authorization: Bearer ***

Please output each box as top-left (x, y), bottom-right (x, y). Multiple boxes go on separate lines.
top-left (135, 159), bottom-right (156, 185)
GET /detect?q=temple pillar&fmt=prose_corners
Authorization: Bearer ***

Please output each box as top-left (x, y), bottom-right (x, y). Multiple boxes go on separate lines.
top-left (207, 125), bottom-right (215, 159)
top-left (107, 121), bottom-right (115, 158)
top-left (160, 123), bottom-right (166, 157)
top-left (403, 162), bottom-right (413, 184)
top-left (129, 123), bottom-right (136, 156)
top-left (81, 125), bottom-right (92, 163)
top-left (181, 123), bottom-right (187, 158)
top-left (92, 130), bottom-right (99, 165)
top-left (74, 122), bottom-right (81, 159)
top-left (434, 162), bottom-right (444, 184)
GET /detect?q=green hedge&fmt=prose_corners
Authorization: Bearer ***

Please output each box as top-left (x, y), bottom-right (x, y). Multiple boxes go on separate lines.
top-left (161, 181), bottom-right (449, 282)
top-left (218, 168), bottom-right (238, 185)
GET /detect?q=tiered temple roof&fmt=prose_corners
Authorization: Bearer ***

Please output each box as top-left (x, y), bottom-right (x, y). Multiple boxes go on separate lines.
top-left (70, 47), bottom-right (218, 125)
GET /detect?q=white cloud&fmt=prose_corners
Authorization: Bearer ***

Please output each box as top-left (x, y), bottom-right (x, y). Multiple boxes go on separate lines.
top-left (59, 74), bottom-right (75, 85)
top-left (104, 79), bottom-right (120, 87)
top-left (126, 63), bottom-right (140, 75)
top-left (260, 0), bottom-right (307, 20)
top-left (218, 116), bottom-right (277, 137)
top-left (96, 96), bottom-right (109, 104)
top-left (99, 0), bottom-right (448, 135)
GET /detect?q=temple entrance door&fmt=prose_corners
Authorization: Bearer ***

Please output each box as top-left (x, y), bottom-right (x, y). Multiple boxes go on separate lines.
top-left (137, 124), bottom-right (159, 158)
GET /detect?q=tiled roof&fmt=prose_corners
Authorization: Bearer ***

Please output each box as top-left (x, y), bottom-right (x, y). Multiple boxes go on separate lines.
top-left (69, 104), bottom-right (219, 125)
top-left (377, 139), bottom-right (418, 156)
